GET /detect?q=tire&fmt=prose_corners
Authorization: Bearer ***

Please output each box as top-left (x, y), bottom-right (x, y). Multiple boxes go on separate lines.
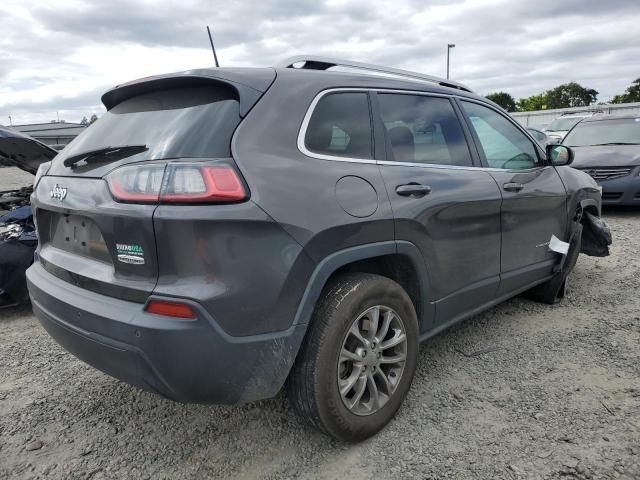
top-left (287, 273), bottom-right (419, 442)
top-left (525, 222), bottom-right (583, 304)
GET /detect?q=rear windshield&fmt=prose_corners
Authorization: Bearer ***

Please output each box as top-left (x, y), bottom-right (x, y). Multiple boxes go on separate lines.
top-left (55, 85), bottom-right (240, 165)
top-left (563, 118), bottom-right (640, 147)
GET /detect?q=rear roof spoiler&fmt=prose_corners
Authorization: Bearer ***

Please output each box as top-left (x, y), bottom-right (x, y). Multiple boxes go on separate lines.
top-left (276, 55), bottom-right (474, 93)
top-left (101, 68), bottom-right (276, 117)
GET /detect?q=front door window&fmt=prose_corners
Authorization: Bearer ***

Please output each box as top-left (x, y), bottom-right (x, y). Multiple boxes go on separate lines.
top-left (461, 101), bottom-right (540, 170)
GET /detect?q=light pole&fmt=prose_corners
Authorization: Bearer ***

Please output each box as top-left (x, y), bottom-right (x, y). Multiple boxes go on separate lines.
top-left (446, 43), bottom-right (455, 79)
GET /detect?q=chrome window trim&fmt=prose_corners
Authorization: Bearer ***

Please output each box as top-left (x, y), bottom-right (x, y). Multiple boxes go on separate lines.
top-left (297, 87), bottom-right (546, 172)
top-left (377, 160), bottom-right (508, 172)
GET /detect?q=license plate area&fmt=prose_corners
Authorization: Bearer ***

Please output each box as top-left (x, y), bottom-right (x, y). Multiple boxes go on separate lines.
top-left (39, 210), bottom-right (111, 264)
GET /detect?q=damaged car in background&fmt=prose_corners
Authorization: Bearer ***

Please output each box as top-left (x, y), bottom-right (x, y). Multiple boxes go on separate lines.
top-left (0, 126), bottom-right (57, 307)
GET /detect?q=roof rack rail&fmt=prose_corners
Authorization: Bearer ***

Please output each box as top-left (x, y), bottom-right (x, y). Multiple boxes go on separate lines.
top-left (276, 55), bottom-right (474, 93)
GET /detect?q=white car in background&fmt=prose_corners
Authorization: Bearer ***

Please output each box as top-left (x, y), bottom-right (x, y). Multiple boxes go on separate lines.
top-left (527, 127), bottom-right (554, 146)
top-left (544, 110), bottom-right (604, 143)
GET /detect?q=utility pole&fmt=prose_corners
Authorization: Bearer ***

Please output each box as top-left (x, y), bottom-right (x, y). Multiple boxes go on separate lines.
top-left (8, 115), bottom-right (12, 126)
top-left (447, 43), bottom-right (455, 80)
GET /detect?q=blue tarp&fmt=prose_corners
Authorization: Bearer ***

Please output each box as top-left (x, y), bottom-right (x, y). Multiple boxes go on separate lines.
top-left (0, 205), bottom-right (32, 223)
top-left (0, 205), bottom-right (36, 306)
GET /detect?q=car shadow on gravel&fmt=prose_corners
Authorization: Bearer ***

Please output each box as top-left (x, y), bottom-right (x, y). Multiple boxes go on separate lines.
top-left (0, 303), bottom-right (33, 321)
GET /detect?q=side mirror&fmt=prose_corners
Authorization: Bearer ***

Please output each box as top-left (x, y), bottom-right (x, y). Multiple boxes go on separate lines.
top-left (546, 144), bottom-right (574, 166)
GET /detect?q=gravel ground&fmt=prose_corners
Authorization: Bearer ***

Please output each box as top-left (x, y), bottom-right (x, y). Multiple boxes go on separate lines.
top-left (0, 195), bottom-right (638, 478)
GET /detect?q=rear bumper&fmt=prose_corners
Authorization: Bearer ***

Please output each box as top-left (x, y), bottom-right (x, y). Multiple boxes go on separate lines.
top-left (599, 174), bottom-right (640, 206)
top-left (26, 262), bottom-right (306, 404)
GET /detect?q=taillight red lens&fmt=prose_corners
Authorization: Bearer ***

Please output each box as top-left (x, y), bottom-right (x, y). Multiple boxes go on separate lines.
top-left (106, 162), bottom-right (247, 204)
top-left (161, 166), bottom-right (246, 203)
top-left (146, 300), bottom-right (197, 319)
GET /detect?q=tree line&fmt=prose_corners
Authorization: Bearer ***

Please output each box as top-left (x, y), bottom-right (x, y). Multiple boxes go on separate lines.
top-left (80, 114), bottom-right (99, 125)
top-left (485, 78), bottom-right (640, 112)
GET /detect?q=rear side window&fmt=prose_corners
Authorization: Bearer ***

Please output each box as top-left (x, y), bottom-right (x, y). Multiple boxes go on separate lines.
top-left (55, 85), bottom-right (240, 164)
top-left (377, 94), bottom-right (472, 166)
top-left (304, 92), bottom-right (372, 159)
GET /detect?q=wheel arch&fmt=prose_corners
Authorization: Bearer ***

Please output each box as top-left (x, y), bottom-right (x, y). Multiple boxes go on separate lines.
top-left (579, 197), bottom-right (600, 217)
top-left (292, 241), bottom-right (432, 334)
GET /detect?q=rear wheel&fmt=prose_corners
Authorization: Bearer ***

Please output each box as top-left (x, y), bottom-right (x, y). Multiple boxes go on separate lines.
top-left (287, 273), bottom-right (419, 442)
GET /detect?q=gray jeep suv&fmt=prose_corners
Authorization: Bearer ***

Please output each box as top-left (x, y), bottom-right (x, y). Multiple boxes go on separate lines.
top-left (25, 56), bottom-right (609, 441)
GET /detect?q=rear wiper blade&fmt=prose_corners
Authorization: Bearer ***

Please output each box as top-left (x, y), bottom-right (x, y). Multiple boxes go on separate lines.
top-left (63, 145), bottom-right (148, 167)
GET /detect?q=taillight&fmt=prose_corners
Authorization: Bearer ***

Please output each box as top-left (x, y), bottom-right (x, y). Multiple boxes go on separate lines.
top-left (106, 163), bottom-right (164, 203)
top-left (145, 300), bottom-right (197, 319)
top-left (161, 165), bottom-right (246, 203)
top-left (106, 162), bottom-right (247, 204)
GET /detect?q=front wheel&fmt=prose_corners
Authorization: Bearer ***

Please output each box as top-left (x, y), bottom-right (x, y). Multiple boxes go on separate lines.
top-left (287, 273), bottom-right (419, 442)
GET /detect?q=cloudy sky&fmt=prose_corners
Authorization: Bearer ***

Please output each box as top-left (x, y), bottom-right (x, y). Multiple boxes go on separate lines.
top-left (1, 0), bottom-right (639, 125)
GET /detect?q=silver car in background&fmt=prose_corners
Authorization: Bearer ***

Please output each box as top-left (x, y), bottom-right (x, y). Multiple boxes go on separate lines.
top-left (527, 127), bottom-right (555, 146)
top-left (545, 110), bottom-right (604, 143)
top-left (564, 114), bottom-right (640, 205)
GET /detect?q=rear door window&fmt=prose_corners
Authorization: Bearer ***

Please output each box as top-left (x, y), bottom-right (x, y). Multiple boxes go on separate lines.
top-left (377, 94), bottom-right (473, 166)
top-left (304, 92), bottom-right (373, 159)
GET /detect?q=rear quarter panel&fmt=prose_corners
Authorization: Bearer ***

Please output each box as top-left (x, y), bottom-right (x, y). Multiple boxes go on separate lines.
top-left (153, 201), bottom-right (315, 336)
top-left (230, 75), bottom-right (395, 263)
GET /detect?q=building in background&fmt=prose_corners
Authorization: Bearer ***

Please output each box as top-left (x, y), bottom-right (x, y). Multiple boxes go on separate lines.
top-left (5, 122), bottom-right (87, 150)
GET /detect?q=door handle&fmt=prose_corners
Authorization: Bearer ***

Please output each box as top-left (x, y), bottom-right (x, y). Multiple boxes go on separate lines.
top-left (395, 183), bottom-right (432, 197)
top-left (503, 182), bottom-right (524, 192)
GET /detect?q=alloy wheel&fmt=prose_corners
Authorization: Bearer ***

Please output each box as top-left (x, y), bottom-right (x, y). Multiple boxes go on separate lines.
top-left (337, 305), bottom-right (408, 416)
